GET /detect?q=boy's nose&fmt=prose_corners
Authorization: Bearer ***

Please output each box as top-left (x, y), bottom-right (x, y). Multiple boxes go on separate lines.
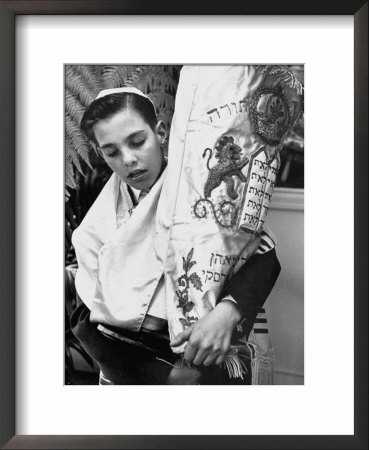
top-left (121, 148), bottom-right (137, 166)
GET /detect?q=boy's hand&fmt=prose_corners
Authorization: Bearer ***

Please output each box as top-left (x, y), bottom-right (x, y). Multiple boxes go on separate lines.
top-left (170, 300), bottom-right (242, 366)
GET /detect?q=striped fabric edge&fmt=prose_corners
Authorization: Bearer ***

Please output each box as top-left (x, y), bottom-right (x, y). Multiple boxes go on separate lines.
top-left (255, 230), bottom-right (276, 254)
top-left (253, 308), bottom-right (269, 334)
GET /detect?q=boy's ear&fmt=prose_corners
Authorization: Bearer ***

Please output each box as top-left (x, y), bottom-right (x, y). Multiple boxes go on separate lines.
top-left (155, 120), bottom-right (168, 145)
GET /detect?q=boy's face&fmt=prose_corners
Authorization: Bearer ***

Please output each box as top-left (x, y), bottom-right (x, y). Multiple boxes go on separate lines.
top-left (93, 109), bottom-right (165, 191)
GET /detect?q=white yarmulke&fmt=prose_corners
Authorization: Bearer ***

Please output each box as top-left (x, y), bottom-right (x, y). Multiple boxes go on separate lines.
top-left (95, 87), bottom-right (156, 110)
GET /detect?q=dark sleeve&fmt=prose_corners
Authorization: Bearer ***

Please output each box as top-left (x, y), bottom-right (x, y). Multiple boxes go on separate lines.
top-left (219, 248), bottom-right (281, 338)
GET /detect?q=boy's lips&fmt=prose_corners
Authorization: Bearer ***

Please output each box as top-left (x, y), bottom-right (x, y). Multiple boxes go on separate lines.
top-left (128, 169), bottom-right (147, 180)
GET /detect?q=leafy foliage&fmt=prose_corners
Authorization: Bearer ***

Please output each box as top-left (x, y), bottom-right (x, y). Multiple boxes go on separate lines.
top-left (175, 248), bottom-right (203, 329)
top-left (188, 273), bottom-right (203, 291)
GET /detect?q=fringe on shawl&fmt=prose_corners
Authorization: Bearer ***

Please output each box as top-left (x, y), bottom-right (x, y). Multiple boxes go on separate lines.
top-left (224, 353), bottom-right (249, 380)
top-left (219, 325), bottom-right (274, 383)
top-left (247, 331), bottom-right (275, 385)
top-left (156, 338), bottom-right (274, 384)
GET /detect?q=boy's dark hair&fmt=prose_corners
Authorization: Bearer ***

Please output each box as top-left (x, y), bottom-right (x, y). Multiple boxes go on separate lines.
top-left (81, 93), bottom-right (157, 145)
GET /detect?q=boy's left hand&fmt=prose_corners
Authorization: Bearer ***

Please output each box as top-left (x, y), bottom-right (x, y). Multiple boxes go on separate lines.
top-left (170, 301), bottom-right (242, 366)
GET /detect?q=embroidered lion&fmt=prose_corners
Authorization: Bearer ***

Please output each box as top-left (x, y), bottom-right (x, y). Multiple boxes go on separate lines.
top-left (203, 136), bottom-right (249, 200)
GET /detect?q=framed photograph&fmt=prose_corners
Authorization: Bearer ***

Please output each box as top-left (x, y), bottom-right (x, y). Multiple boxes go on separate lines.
top-left (64, 62), bottom-right (304, 389)
top-left (1, 1), bottom-right (367, 449)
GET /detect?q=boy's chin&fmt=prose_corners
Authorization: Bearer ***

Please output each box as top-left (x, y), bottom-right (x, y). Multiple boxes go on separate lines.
top-left (128, 179), bottom-right (151, 192)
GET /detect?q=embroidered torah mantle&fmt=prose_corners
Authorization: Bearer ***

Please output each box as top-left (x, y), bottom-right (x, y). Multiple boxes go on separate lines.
top-left (155, 66), bottom-right (303, 353)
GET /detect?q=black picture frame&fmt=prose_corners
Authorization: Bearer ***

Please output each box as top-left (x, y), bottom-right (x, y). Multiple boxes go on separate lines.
top-left (0, 1), bottom-right (367, 449)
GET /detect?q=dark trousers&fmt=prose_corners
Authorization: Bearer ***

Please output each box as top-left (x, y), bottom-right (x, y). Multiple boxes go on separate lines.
top-left (71, 295), bottom-right (251, 385)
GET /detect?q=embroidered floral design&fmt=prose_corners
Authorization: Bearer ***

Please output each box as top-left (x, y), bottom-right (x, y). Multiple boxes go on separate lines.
top-left (250, 86), bottom-right (291, 146)
top-left (176, 248), bottom-right (203, 328)
top-left (193, 198), bottom-right (239, 230)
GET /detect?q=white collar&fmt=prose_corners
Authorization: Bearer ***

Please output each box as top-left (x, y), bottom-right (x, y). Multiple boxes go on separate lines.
top-left (119, 182), bottom-right (143, 203)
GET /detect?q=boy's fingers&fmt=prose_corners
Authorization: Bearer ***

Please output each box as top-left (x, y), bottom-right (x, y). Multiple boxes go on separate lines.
top-left (170, 327), bottom-right (192, 346)
top-left (192, 349), bottom-right (207, 366)
top-left (183, 342), bottom-right (197, 364)
top-left (203, 353), bottom-right (218, 367)
top-left (215, 354), bottom-right (226, 366)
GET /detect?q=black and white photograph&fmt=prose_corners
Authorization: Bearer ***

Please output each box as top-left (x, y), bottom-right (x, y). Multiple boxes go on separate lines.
top-left (65, 64), bottom-right (304, 386)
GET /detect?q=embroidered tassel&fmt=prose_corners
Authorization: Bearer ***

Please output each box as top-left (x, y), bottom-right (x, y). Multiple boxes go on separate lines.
top-left (224, 353), bottom-right (249, 380)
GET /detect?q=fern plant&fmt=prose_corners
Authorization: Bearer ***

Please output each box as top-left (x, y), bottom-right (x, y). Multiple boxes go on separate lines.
top-left (65, 65), bottom-right (181, 197)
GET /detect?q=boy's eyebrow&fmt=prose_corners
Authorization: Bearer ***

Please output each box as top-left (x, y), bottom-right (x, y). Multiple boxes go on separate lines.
top-left (99, 130), bottom-right (146, 150)
top-left (127, 130), bottom-right (146, 140)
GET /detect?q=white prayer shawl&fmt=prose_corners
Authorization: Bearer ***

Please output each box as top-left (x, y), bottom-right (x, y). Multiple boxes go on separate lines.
top-left (73, 169), bottom-right (167, 331)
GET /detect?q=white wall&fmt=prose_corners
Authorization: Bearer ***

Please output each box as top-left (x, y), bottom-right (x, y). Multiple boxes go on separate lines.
top-left (266, 188), bottom-right (304, 385)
